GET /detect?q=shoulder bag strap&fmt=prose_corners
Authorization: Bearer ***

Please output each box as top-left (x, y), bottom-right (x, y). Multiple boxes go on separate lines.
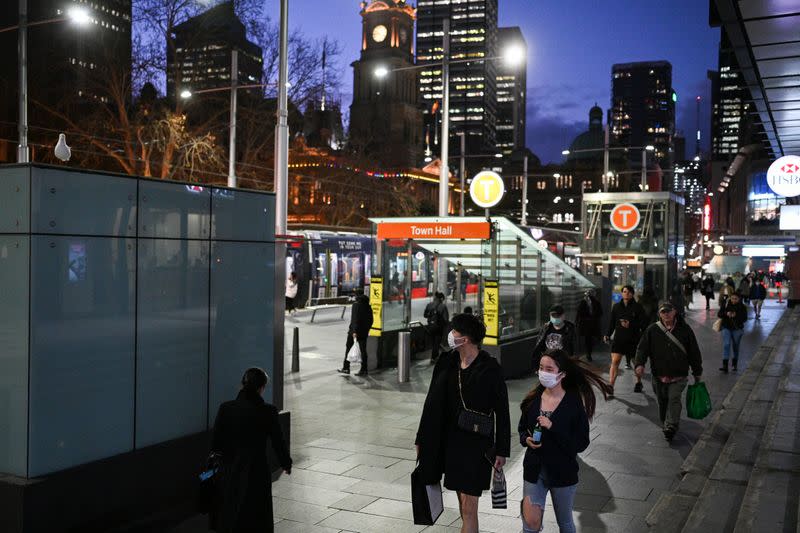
top-left (656, 322), bottom-right (687, 355)
top-left (457, 368), bottom-right (493, 417)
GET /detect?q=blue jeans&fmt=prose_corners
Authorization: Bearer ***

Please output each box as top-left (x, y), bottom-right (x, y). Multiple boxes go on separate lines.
top-left (522, 475), bottom-right (577, 533)
top-left (722, 328), bottom-right (743, 361)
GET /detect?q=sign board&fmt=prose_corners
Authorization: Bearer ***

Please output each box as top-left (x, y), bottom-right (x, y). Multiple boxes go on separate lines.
top-left (725, 235), bottom-right (797, 246)
top-left (482, 279), bottom-right (499, 346)
top-left (470, 170), bottom-right (505, 208)
top-left (780, 205), bottom-right (800, 230)
top-left (766, 155), bottom-right (800, 197)
top-left (376, 221), bottom-right (490, 240)
top-left (609, 203), bottom-right (641, 233)
top-left (741, 246), bottom-right (785, 257)
top-left (369, 277), bottom-right (383, 337)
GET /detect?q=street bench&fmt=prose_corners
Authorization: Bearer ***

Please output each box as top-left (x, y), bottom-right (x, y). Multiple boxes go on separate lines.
top-left (308, 304), bottom-right (348, 323)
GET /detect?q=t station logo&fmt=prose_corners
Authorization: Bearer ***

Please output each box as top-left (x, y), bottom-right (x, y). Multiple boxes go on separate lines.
top-left (609, 203), bottom-right (641, 233)
top-left (767, 155), bottom-right (800, 198)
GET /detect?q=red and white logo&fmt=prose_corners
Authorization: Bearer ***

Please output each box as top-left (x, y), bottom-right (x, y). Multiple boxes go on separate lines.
top-left (610, 203), bottom-right (641, 233)
top-left (781, 163), bottom-right (798, 174)
top-left (767, 155), bottom-right (800, 198)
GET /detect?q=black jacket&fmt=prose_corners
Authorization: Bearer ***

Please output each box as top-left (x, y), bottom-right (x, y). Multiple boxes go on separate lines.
top-left (718, 300), bottom-right (747, 330)
top-left (532, 321), bottom-right (577, 360)
top-left (424, 299), bottom-right (449, 332)
top-left (415, 350), bottom-right (511, 484)
top-left (210, 390), bottom-right (292, 533)
top-left (701, 277), bottom-right (715, 296)
top-left (634, 319), bottom-right (703, 379)
top-left (517, 391), bottom-right (590, 487)
top-left (607, 300), bottom-right (646, 342)
top-left (575, 296), bottom-right (603, 336)
top-left (349, 294), bottom-right (374, 339)
top-left (750, 283), bottom-right (767, 300)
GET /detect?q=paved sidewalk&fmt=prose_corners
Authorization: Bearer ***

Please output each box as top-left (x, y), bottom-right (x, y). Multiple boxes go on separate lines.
top-left (175, 296), bottom-right (786, 533)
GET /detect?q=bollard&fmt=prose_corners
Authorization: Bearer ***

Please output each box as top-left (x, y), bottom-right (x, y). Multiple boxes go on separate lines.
top-left (291, 326), bottom-right (300, 373)
top-left (398, 331), bottom-right (410, 383)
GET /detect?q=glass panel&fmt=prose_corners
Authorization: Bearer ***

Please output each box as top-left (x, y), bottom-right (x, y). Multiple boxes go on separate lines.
top-left (209, 241), bottom-right (275, 422)
top-left (138, 180), bottom-right (211, 239)
top-left (136, 239), bottom-right (209, 448)
top-left (211, 188), bottom-right (275, 242)
top-left (29, 236), bottom-right (136, 476)
top-left (0, 166), bottom-right (30, 234)
top-left (382, 241), bottom-right (409, 331)
top-left (0, 236), bottom-right (29, 476)
top-left (31, 168), bottom-right (137, 237)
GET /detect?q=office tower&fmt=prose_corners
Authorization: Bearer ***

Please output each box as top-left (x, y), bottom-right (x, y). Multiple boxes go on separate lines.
top-left (417, 0), bottom-right (499, 156)
top-left (0, 0), bottom-right (132, 161)
top-left (496, 26), bottom-right (526, 156)
top-left (610, 61), bottom-right (675, 164)
top-left (708, 28), bottom-right (750, 160)
top-left (349, 0), bottom-right (423, 167)
top-left (167, 1), bottom-right (263, 101)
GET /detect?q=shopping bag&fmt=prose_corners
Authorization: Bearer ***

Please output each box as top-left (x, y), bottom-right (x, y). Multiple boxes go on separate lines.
top-left (491, 468), bottom-right (507, 509)
top-left (686, 381), bottom-right (712, 420)
top-left (411, 464), bottom-right (443, 525)
top-left (712, 319), bottom-right (723, 332)
top-left (347, 341), bottom-right (361, 363)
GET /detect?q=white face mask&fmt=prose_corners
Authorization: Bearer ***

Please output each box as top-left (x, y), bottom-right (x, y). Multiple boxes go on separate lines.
top-left (448, 330), bottom-right (467, 350)
top-left (538, 370), bottom-right (563, 389)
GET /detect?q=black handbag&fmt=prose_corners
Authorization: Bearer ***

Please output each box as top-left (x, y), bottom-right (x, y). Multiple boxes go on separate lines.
top-left (456, 368), bottom-right (494, 438)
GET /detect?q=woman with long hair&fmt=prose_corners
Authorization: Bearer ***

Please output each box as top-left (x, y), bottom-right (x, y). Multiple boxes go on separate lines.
top-left (518, 349), bottom-right (611, 533)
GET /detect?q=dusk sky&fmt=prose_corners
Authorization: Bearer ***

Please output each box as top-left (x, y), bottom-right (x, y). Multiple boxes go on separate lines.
top-left (265, 0), bottom-right (721, 164)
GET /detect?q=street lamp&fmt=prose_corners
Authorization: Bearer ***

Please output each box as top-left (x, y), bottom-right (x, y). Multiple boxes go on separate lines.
top-left (641, 145), bottom-right (655, 190)
top-left (562, 144), bottom-right (657, 192)
top-left (2, 2), bottom-right (92, 163)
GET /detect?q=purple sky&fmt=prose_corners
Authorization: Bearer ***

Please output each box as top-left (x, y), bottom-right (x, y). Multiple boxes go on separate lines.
top-left (265, 0), bottom-right (720, 164)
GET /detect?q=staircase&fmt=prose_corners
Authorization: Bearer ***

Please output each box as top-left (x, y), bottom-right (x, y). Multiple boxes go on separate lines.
top-left (646, 307), bottom-right (800, 533)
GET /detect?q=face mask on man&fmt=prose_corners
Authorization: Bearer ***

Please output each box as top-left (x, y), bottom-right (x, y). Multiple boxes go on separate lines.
top-left (550, 316), bottom-right (564, 327)
top-left (538, 370), bottom-right (563, 389)
top-left (447, 330), bottom-right (467, 350)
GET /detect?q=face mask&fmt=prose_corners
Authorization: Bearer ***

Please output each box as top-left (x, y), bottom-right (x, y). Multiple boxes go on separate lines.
top-left (550, 316), bottom-right (564, 327)
top-left (538, 370), bottom-right (563, 389)
top-left (448, 330), bottom-right (467, 350)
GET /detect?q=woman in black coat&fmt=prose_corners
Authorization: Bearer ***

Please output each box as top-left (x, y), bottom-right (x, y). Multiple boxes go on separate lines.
top-left (603, 285), bottom-right (646, 396)
top-left (575, 289), bottom-right (602, 361)
top-left (211, 368), bottom-right (292, 533)
top-left (416, 313), bottom-right (511, 533)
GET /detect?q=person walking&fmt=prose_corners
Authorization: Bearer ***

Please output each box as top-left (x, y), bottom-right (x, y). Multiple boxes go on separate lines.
top-left (737, 275), bottom-right (751, 305)
top-left (750, 278), bottom-right (767, 319)
top-left (575, 290), bottom-right (603, 362)
top-left (415, 313), bottom-right (511, 533)
top-left (634, 303), bottom-right (704, 441)
top-left (681, 272), bottom-right (694, 310)
top-left (719, 277), bottom-right (735, 307)
top-left (533, 304), bottom-right (577, 364)
top-left (701, 274), bottom-right (715, 310)
top-left (337, 289), bottom-right (373, 375)
top-left (424, 292), bottom-right (450, 363)
top-left (604, 285), bottom-right (646, 396)
top-left (518, 349), bottom-right (612, 533)
top-left (209, 368), bottom-right (292, 533)
top-left (718, 291), bottom-right (747, 372)
top-left (285, 272), bottom-right (298, 315)
top-left (638, 286), bottom-right (660, 326)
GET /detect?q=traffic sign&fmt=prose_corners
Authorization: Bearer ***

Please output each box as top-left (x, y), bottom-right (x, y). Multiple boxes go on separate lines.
top-left (766, 155), bottom-right (800, 197)
top-left (469, 171), bottom-right (505, 208)
top-left (609, 203), bottom-right (641, 233)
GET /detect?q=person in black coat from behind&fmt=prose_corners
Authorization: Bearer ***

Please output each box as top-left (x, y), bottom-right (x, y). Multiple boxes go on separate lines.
top-left (416, 313), bottom-right (511, 533)
top-left (603, 285), bottom-right (646, 396)
top-left (575, 290), bottom-right (603, 361)
top-left (338, 290), bottom-right (374, 375)
top-left (210, 368), bottom-right (292, 533)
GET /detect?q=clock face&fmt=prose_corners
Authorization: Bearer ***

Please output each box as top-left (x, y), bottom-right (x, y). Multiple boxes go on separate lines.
top-left (399, 27), bottom-right (408, 45)
top-left (372, 24), bottom-right (387, 43)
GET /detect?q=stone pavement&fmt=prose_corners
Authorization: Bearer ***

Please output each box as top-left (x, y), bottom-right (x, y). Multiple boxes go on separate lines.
top-left (174, 295), bottom-right (787, 533)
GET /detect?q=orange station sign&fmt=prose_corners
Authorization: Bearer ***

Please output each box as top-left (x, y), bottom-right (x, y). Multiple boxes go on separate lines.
top-left (609, 203), bottom-right (641, 233)
top-left (377, 221), bottom-right (490, 240)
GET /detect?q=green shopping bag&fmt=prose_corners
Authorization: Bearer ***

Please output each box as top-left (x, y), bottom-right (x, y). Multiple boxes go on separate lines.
top-left (686, 381), bottom-right (712, 420)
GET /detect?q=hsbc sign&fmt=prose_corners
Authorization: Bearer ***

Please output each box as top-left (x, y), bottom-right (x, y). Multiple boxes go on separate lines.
top-left (766, 155), bottom-right (800, 197)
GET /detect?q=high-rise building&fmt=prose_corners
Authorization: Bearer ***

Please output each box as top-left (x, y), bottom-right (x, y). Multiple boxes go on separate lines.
top-left (349, 0), bottom-right (423, 167)
top-left (0, 0), bottom-right (132, 161)
top-left (610, 61), bottom-right (675, 165)
top-left (496, 27), bottom-right (526, 156)
top-left (167, 2), bottom-right (263, 101)
top-left (708, 28), bottom-right (750, 160)
top-left (416, 0), bottom-right (499, 156)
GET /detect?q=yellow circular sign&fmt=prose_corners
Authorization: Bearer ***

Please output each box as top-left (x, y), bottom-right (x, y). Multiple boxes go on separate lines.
top-left (469, 171), bottom-right (505, 208)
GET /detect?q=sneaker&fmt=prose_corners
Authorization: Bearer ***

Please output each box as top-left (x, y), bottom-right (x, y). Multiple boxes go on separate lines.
top-left (337, 368), bottom-right (350, 375)
top-left (634, 382), bottom-right (643, 393)
top-left (625, 362), bottom-right (632, 369)
top-left (663, 428), bottom-right (675, 442)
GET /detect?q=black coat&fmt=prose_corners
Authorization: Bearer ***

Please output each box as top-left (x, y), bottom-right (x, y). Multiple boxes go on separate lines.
top-left (607, 300), bottom-right (646, 344)
top-left (575, 296), bottom-right (602, 336)
top-left (517, 391), bottom-right (590, 487)
top-left (532, 321), bottom-right (577, 360)
top-left (210, 390), bottom-right (292, 533)
top-left (349, 294), bottom-right (374, 339)
top-left (718, 300), bottom-right (748, 330)
top-left (415, 350), bottom-right (511, 486)
top-left (634, 319), bottom-right (703, 379)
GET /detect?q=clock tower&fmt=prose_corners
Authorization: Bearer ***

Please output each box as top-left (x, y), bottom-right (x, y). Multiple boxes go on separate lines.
top-left (349, 0), bottom-right (423, 168)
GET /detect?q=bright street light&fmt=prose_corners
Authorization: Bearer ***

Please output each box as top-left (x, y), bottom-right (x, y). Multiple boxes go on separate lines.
top-left (66, 6), bottom-right (92, 25)
top-left (180, 89), bottom-right (192, 99)
top-left (553, 173), bottom-right (561, 178)
top-left (494, 153), bottom-right (503, 159)
top-left (561, 149), bottom-right (570, 156)
top-left (374, 66), bottom-right (389, 79)
top-left (503, 44), bottom-right (526, 67)
top-left (645, 145), bottom-right (655, 151)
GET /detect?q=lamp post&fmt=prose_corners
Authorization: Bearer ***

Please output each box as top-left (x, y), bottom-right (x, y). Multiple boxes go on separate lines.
top-left (561, 144), bottom-right (656, 192)
top-left (457, 131), bottom-right (466, 216)
top-left (1, 3), bottom-right (91, 163)
top-left (275, 0), bottom-right (289, 237)
top-left (641, 145), bottom-right (655, 190)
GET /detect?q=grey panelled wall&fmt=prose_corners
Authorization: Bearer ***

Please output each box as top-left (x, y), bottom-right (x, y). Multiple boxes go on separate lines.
top-left (0, 165), bottom-right (277, 478)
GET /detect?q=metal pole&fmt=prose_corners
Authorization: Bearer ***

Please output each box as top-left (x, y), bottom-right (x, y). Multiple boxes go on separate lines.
top-left (438, 18), bottom-right (450, 217)
top-left (291, 326), bottom-right (300, 373)
top-left (228, 49), bottom-right (238, 188)
top-left (275, 0), bottom-right (289, 236)
top-left (17, 0), bottom-right (29, 163)
top-left (521, 154), bottom-right (529, 225)
top-left (397, 331), bottom-right (410, 383)
top-left (640, 148), bottom-right (647, 191)
top-left (459, 132), bottom-right (466, 216)
top-left (603, 122), bottom-right (610, 192)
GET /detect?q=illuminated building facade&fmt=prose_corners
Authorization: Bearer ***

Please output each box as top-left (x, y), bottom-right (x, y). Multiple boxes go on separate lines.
top-left (416, 0), bottom-right (499, 155)
top-left (495, 26), bottom-right (526, 156)
top-left (708, 29), bottom-right (750, 160)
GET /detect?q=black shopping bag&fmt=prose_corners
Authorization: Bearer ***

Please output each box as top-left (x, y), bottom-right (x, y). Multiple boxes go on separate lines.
top-left (411, 464), bottom-right (443, 525)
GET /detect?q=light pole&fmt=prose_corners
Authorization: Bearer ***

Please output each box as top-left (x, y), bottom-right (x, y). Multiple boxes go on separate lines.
top-left (275, 0), bottom-right (289, 237)
top-left (457, 131), bottom-right (466, 216)
top-left (521, 170), bottom-right (561, 226)
top-left (641, 145), bottom-right (655, 190)
top-left (561, 144), bottom-right (655, 192)
top-left (439, 18), bottom-right (451, 217)
top-left (2, 3), bottom-right (91, 163)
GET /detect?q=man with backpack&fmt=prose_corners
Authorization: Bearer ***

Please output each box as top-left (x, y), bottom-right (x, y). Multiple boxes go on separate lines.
top-left (423, 292), bottom-right (449, 363)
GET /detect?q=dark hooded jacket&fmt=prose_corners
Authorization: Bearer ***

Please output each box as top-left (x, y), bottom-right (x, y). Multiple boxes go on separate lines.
top-left (349, 294), bottom-right (374, 339)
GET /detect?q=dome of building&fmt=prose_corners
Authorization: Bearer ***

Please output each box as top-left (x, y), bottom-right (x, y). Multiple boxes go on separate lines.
top-left (567, 105), bottom-right (605, 162)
